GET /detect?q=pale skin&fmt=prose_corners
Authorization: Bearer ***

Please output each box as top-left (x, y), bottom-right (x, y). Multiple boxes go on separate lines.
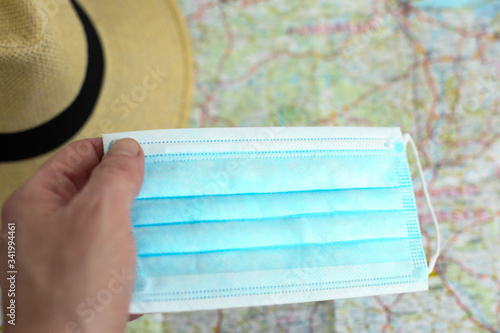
top-left (1, 138), bottom-right (145, 332)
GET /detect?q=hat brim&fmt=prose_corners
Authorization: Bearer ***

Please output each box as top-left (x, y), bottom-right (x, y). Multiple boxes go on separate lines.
top-left (0, 0), bottom-right (104, 161)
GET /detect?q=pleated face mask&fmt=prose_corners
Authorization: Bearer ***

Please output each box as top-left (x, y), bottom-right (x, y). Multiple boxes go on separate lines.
top-left (102, 127), bottom-right (441, 314)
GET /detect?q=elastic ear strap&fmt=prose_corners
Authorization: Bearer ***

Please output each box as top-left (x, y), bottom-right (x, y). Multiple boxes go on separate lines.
top-left (403, 133), bottom-right (441, 274)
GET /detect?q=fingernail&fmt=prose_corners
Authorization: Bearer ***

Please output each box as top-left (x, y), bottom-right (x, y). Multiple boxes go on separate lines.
top-left (109, 138), bottom-right (141, 157)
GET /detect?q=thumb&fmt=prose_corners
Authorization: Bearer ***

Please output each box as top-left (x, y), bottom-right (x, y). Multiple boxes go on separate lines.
top-left (78, 138), bottom-right (145, 209)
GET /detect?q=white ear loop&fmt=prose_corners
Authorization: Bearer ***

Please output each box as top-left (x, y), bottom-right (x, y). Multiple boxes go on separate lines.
top-left (403, 133), bottom-right (441, 274)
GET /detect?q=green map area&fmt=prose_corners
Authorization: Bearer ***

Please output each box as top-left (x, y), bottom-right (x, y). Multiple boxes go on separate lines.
top-left (126, 0), bottom-right (500, 331)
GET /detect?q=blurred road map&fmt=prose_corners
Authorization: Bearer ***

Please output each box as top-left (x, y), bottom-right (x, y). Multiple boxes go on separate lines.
top-left (123, 0), bottom-right (500, 331)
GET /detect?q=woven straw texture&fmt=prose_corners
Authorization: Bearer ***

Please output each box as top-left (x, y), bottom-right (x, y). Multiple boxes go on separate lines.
top-left (0, 0), bottom-right (193, 207)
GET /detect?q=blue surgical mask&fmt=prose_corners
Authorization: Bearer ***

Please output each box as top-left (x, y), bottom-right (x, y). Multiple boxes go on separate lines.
top-left (102, 127), bottom-right (441, 314)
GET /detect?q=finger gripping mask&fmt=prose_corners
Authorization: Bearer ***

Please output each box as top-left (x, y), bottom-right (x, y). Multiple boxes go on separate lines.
top-left (102, 127), bottom-right (441, 314)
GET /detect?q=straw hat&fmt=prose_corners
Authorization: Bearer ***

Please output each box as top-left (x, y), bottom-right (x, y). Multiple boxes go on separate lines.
top-left (0, 0), bottom-right (194, 206)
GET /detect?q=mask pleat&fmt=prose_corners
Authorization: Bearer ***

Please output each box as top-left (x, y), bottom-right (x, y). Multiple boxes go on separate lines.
top-left (136, 237), bottom-right (413, 277)
top-left (133, 210), bottom-right (412, 255)
top-left (132, 187), bottom-right (412, 226)
top-left (138, 152), bottom-right (402, 199)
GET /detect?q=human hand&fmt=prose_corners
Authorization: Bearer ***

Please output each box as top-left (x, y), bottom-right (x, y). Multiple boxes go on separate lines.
top-left (1, 138), bottom-right (145, 333)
